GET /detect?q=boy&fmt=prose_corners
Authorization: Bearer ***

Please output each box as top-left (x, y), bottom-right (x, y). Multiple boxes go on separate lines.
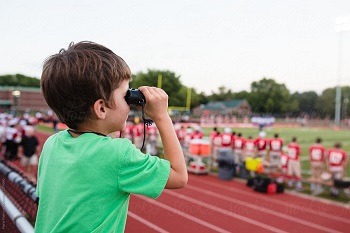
top-left (35, 41), bottom-right (187, 232)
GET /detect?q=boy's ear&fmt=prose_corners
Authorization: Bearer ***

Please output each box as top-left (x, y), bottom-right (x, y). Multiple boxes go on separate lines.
top-left (92, 99), bottom-right (107, 119)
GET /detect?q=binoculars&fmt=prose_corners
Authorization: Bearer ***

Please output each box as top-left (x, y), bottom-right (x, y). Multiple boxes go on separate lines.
top-left (125, 88), bottom-right (146, 106)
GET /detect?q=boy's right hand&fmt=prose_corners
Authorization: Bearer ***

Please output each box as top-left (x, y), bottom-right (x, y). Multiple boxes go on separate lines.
top-left (138, 86), bottom-right (169, 122)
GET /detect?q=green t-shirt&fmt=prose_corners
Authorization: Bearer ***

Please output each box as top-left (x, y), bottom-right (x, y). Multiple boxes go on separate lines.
top-left (35, 130), bottom-right (170, 233)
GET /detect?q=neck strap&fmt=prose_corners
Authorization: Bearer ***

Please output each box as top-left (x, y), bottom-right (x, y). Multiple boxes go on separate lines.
top-left (68, 129), bottom-right (107, 137)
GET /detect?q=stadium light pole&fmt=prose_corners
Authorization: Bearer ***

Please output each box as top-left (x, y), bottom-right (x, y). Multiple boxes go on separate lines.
top-left (334, 16), bottom-right (350, 126)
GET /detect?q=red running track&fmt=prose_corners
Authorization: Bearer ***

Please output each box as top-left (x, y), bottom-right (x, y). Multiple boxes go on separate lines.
top-left (11, 131), bottom-right (350, 232)
top-left (126, 174), bottom-right (350, 233)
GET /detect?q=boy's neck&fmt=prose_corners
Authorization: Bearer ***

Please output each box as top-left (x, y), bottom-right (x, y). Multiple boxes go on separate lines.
top-left (74, 121), bottom-right (109, 137)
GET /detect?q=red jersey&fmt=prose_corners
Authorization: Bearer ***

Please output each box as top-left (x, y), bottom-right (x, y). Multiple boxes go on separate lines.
top-left (287, 142), bottom-right (301, 160)
top-left (132, 124), bottom-right (143, 137)
top-left (233, 137), bottom-right (245, 150)
top-left (147, 125), bottom-right (158, 140)
top-left (176, 128), bottom-right (186, 141)
top-left (191, 131), bottom-right (204, 139)
top-left (326, 148), bottom-right (347, 167)
top-left (244, 139), bottom-right (256, 154)
top-left (255, 138), bottom-right (268, 151)
top-left (309, 144), bottom-right (325, 162)
top-left (220, 132), bottom-right (233, 147)
top-left (269, 138), bottom-right (283, 152)
top-left (210, 132), bottom-right (222, 147)
top-left (280, 153), bottom-right (289, 169)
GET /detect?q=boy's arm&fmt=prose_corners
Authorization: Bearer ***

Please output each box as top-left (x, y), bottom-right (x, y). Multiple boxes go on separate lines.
top-left (139, 86), bottom-right (188, 189)
top-left (156, 115), bottom-right (188, 188)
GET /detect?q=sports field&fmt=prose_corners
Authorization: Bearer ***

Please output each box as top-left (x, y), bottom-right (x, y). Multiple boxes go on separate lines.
top-left (201, 126), bottom-right (350, 177)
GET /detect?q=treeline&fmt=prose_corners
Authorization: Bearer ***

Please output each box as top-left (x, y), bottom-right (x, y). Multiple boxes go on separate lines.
top-left (1, 71), bottom-right (349, 119)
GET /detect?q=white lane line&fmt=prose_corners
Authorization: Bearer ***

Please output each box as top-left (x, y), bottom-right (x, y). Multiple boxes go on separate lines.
top-left (185, 184), bottom-right (342, 233)
top-left (163, 190), bottom-right (287, 233)
top-left (190, 175), bottom-right (350, 224)
top-left (128, 211), bottom-right (170, 233)
top-left (135, 195), bottom-right (231, 233)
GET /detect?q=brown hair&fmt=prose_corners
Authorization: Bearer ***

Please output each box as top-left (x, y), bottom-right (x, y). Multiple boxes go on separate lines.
top-left (41, 41), bottom-right (131, 129)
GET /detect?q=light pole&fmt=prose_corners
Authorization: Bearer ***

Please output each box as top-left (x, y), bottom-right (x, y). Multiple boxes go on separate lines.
top-left (11, 90), bottom-right (21, 113)
top-left (343, 97), bottom-right (349, 121)
top-left (334, 16), bottom-right (350, 126)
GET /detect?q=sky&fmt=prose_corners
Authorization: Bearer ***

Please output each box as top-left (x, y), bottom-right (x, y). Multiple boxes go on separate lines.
top-left (1, 0), bottom-right (350, 95)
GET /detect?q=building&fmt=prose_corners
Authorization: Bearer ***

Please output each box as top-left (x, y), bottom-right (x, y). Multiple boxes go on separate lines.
top-left (193, 99), bottom-right (251, 116)
top-left (0, 86), bottom-right (49, 112)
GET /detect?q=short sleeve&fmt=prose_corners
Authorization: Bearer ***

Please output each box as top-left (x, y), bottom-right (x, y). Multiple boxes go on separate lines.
top-left (118, 144), bottom-right (170, 199)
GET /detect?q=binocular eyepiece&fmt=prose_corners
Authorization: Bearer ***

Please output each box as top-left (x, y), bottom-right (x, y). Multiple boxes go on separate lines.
top-left (125, 88), bottom-right (146, 106)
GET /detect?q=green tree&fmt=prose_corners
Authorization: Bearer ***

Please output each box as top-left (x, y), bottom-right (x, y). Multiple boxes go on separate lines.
top-left (249, 78), bottom-right (297, 113)
top-left (208, 86), bottom-right (235, 101)
top-left (291, 91), bottom-right (319, 113)
top-left (130, 69), bottom-right (198, 108)
top-left (233, 90), bottom-right (250, 100)
top-left (316, 86), bottom-right (350, 119)
top-left (0, 74), bottom-right (40, 87)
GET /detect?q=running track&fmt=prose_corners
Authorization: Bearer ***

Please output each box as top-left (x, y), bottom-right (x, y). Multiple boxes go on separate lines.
top-left (16, 131), bottom-right (350, 232)
top-left (126, 174), bottom-right (350, 232)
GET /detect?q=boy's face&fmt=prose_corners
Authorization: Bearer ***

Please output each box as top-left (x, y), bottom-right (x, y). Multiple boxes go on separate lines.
top-left (106, 80), bottom-right (130, 132)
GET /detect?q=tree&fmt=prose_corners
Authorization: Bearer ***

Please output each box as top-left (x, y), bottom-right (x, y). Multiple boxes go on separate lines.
top-left (292, 91), bottom-right (319, 113)
top-left (249, 78), bottom-right (297, 114)
top-left (130, 69), bottom-right (198, 108)
top-left (316, 86), bottom-right (350, 119)
top-left (0, 74), bottom-right (40, 87)
top-left (208, 86), bottom-right (235, 101)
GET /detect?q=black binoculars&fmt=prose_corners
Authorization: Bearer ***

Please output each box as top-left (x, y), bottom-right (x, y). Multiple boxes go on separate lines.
top-left (125, 88), bottom-right (146, 106)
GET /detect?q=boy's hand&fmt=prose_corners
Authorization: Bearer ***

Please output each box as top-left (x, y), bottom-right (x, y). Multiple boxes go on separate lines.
top-left (138, 86), bottom-right (169, 122)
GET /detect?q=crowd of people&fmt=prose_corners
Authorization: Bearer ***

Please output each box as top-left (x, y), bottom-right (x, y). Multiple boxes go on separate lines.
top-left (0, 113), bottom-right (40, 181)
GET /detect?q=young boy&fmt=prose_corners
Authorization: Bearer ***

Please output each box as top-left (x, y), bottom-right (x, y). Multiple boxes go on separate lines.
top-left (35, 41), bottom-right (188, 232)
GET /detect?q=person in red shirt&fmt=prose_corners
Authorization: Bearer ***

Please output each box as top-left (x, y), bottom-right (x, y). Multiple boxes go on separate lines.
top-left (268, 133), bottom-right (283, 174)
top-left (280, 151), bottom-right (289, 179)
top-left (146, 124), bottom-right (159, 156)
top-left (287, 137), bottom-right (302, 191)
top-left (326, 142), bottom-right (348, 197)
top-left (132, 122), bottom-right (144, 150)
top-left (244, 136), bottom-right (256, 158)
top-left (122, 121), bottom-right (134, 141)
top-left (191, 126), bottom-right (204, 139)
top-left (175, 125), bottom-right (187, 148)
top-left (210, 127), bottom-right (222, 168)
top-left (309, 137), bottom-right (326, 195)
top-left (233, 133), bottom-right (246, 178)
top-left (220, 127), bottom-right (234, 148)
top-left (255, 131), bottom-right (268, 160)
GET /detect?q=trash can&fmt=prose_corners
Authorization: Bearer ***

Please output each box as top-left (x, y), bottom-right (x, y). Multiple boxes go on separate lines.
top-left (217, 148), bottom-right (234, 180)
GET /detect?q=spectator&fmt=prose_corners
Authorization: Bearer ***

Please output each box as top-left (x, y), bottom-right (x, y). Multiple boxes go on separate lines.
top-left (19, 126), bottom-right (39, 181)
top-left (35, 41), bottom-right (187, 232)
